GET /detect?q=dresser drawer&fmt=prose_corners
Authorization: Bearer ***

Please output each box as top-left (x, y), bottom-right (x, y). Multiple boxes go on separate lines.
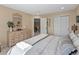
top-left (8, 29), bottom-right (32, 47)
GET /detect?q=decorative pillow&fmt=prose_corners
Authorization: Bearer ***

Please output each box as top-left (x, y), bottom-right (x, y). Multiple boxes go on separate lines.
top-left (7, 42), bottom-right (33, 55)
top-left (61, 44), bottom-right (76, 55)
top-left (16, 42), bottom-right (32, 50)
top-left (69, 32), bottom-right (76, 42)
top-left (69, 49), bottom-right (78, 55)
top-left (56, 37), bottom-right (76, 55)
top-left (69, 32), bottom-right (79, 51)
top-left (73, 37), bottom-right (79, 47)
top-left (77, 34), bottom-right (79, 37)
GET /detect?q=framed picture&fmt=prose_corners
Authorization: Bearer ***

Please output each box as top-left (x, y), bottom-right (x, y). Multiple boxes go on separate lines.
top-left (12, 13), bottom-right (22, 31)
top-left (76, 16), bottom-right (79, 23)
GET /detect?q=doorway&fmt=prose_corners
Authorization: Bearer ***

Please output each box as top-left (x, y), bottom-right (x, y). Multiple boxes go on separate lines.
top-left (34, 18), bottom-right (48, 36)
top-left (34, 18), bottom-right (40, 36)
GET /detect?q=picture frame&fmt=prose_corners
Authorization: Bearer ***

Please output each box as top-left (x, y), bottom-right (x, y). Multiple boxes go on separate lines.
top-left (76, 16), bottom-right (79, 23)
top-left (12, 13), bottom-right (22, 31)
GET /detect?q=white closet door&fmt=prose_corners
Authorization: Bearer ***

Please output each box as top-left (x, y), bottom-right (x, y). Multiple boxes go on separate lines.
top-left (54, 16), bottom-right (61, 35)
top-left (40, 18), bottom-right (47, 34)
top-left (60, 16), bottom-right (69, 36)
top-left (54, 16), bottom-right (69, 36)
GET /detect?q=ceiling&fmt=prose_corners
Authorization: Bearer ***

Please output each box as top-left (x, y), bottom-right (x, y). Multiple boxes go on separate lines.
top-left (2, 4), bottom-right (78, 15)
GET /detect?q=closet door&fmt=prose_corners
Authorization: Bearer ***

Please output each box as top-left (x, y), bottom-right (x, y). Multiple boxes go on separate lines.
top-left (40, 18), bottom-right (47, 34)
top-left (60, 16), bottom-right (69, 36)
top-left (54, 16), bottom-right (69, 36)
top-left (54, 16), bottom-right (61, 35)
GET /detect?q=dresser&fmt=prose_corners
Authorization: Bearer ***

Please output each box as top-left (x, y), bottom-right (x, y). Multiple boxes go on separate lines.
top-left (7, 29), bottom-right (32, 47)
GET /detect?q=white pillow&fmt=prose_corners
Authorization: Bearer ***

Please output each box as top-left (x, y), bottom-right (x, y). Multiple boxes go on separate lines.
top-left (16, 42), bottom-right (32, 50)
top-left (69, 32), bottom-right (77, 41)
top-left (61, 44), bottom-right (75, 55)
top-left (69, 32), bottom-right (79, 48)
top-left (7, 42), bottom-right (33, 55)
top-left (77, 34), bottom-right (79, 37)
top-left (73, 37), bottom-right (79, 47)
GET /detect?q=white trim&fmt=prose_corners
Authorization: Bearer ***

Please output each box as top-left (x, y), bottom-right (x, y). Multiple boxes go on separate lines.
top-left (32, 17), bottom-right (34, 36)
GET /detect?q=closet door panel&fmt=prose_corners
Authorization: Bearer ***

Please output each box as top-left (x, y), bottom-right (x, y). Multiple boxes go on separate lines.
top-left (60, 16), bottom-right (69, 35)
top-left (54, 17), bottom-right (61, 35)
top-left (54, 16), bottom-right (69, 36)
top-left (40, 18), bottom-right (47, 34)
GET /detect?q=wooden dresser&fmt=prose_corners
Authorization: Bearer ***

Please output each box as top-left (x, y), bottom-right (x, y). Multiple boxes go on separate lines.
top-left (7, 29), bottom-right (32, 47)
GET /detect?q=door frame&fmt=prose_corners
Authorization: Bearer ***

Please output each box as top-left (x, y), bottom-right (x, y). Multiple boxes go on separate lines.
top-left (32, 16), bottom-right (41, 36)
top-left (32, 17), bottom-right (48, 36)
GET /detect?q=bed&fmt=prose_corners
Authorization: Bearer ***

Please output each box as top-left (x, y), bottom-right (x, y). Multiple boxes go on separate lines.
top-left (7, 34), bottom-right (77, 55)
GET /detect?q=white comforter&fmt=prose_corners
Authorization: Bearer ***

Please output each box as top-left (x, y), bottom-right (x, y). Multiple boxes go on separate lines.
top-left (7, 34), bottom-right (48, 55)
top-left (25, 36), bottom-right (75, 55)
top-left (7, 34), bottom-right (75, 55)
top-left (25, 36), bottom-right (62, 55)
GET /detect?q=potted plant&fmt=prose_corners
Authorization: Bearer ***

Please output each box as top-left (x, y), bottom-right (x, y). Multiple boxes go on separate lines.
top-left (7, 21), bottom-right (14, 32)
